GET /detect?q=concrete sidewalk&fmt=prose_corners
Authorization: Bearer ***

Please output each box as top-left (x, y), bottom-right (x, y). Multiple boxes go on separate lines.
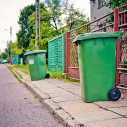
top-left (12, 67), bottom-right (127, 127)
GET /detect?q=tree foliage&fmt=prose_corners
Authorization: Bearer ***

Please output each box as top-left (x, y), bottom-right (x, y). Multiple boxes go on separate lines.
top-left (12, 42), bottom-right (23, 57)
top-left (38, 22), bottom-right (54, 50)
top-left (44, 0), bottom-right (61, 30)
top-left (28, 8), bottom-right (51, 35)
top-left (44, 0), bottom-right (68, 30)
top-left (1, 52), bottom-right (7, 59)
top-left (4, 41), bottom-right (11, 58)
top-left (64, 4), bottom-right (89, 30)
top-left (15, 1), bottom-right (89, 54)
top-left (17, 3), bottom-right (45, 50)
top-left (28, 8), bottom-right (53, 51)
top-left (4, 41), bottom-right (23, 57)
top-left (104, 0), bottom-right (127, 9)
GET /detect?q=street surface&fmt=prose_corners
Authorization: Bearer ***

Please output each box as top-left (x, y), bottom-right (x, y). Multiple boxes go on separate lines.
top-left (0, 64), bottom-right (63, 127)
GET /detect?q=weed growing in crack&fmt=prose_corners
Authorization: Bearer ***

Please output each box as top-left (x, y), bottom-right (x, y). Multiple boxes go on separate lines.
top-left (34, 95), bottom-right (37, 98)
top-left (39, 98), bottom-right (42, 104)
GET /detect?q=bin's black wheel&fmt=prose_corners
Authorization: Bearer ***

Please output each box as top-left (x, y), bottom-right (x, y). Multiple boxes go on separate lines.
top-left (108, 88), bottom-right (121, 101)
top-left (45, 73), bottom-right (50, 79)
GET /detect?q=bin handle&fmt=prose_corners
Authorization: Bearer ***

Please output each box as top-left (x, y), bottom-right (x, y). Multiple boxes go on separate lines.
top-left (94, 38), bottom-right (105, 45)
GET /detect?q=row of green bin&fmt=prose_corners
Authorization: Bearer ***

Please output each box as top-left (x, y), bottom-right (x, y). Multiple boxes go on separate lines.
top-left (25, 32), bottom-right (122, 102)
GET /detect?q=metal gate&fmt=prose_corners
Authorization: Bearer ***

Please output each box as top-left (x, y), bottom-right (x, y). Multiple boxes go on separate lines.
top-left (65, 5), bottom-right (127, 90)
top-left (117, 31), bottom-right (127, 91)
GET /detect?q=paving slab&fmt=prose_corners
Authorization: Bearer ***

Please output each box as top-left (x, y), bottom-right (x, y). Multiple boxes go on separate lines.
top-left (72, 110), bottom-right (122, 125)
top-left (51, 96), bottom-right (81, 103)
top-left (45, 79), bottom-right (80, 87)
top-left (11, 66), bottom-right (127, 127)
top-left (35, 85), bottom-right (59, 90)
top-left (58, 100), bottom-right (85, 107)
top-left (32, 79), bottom-right (82, 97)
top-left (94, 100), bottom-right (127, 108)
top-left (51, 93), bottom-right (81, 100)
top-left (107, 107), bottom-right (127, 116)
top-left (31, 80), bottom-right (52, 85)
top-left (45, 79), bottom-right (82, 96)
top-left (42, 88), bottom-right (67, 94)
top-left (33, 84), bottom-right (59, 90)
top-left (59, 102), bottom-right (102, 115)
top-left (84, 117), bottom-right (127, 127)
top-left (36, 84), bottom-right (59, 90)
top-left (67, 90), bottom-right (81, 96)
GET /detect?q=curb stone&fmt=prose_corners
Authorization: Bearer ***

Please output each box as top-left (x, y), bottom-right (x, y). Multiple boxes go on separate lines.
top-left (11, 68), bottom-right (84, 127)
top-left (23, 81), bottom-right (50, 100)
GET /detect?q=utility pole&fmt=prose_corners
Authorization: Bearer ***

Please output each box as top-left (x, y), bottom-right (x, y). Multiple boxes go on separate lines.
top-left (7, 40), bottom-right (9, 60)
top-left (35, 0), bottom-right (40, 50)
top-left (10, 26), bottom-right (12, 64)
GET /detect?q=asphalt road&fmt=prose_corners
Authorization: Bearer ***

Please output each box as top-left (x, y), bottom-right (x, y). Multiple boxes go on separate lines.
top-left (0, 64), bottom-right (63, 127)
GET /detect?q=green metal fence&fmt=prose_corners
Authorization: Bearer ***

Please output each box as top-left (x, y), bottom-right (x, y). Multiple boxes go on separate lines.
top-left (48, 34), bottom-right (65, 72)
top-left (13, 55), bottom-right (19, 64)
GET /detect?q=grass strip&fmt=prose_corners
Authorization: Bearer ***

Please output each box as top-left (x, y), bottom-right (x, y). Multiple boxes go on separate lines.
top-left (13, 69), bottom-right (23, 79)
top-left (14, 64), bottom-right (30, 75)
top-left (6, 65), bottom-right (23, 83)
top-left (17, 68), bottom-right (30, 75)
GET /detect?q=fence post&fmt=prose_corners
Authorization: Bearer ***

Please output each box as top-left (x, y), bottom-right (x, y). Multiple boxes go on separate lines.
top-left (86, 25), bottom-right (88, 33)
top-left (66, 31), bottom-right (70, 77)
top-left (114, 7), bottom-right (121, 88)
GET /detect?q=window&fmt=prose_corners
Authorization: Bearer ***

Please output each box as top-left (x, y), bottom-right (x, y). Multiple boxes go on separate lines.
top-left (98, 0), bottom-right (105, 9)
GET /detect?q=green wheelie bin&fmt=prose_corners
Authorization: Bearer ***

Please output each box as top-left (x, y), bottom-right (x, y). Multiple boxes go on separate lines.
top-left (25, 50), bottom-right (50, 81)
top-left (73, 32), bottom-right (122, 102)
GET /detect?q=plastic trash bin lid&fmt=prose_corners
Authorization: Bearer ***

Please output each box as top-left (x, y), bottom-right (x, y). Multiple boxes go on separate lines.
top-left (72, 32), bottom-right (122, 44)
top-left (24, 50), bottom-right (46, 56)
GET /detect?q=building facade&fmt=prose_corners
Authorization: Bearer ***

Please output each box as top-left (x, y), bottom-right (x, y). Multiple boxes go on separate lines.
top-left (90, 0), bottom-right (112, 22)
